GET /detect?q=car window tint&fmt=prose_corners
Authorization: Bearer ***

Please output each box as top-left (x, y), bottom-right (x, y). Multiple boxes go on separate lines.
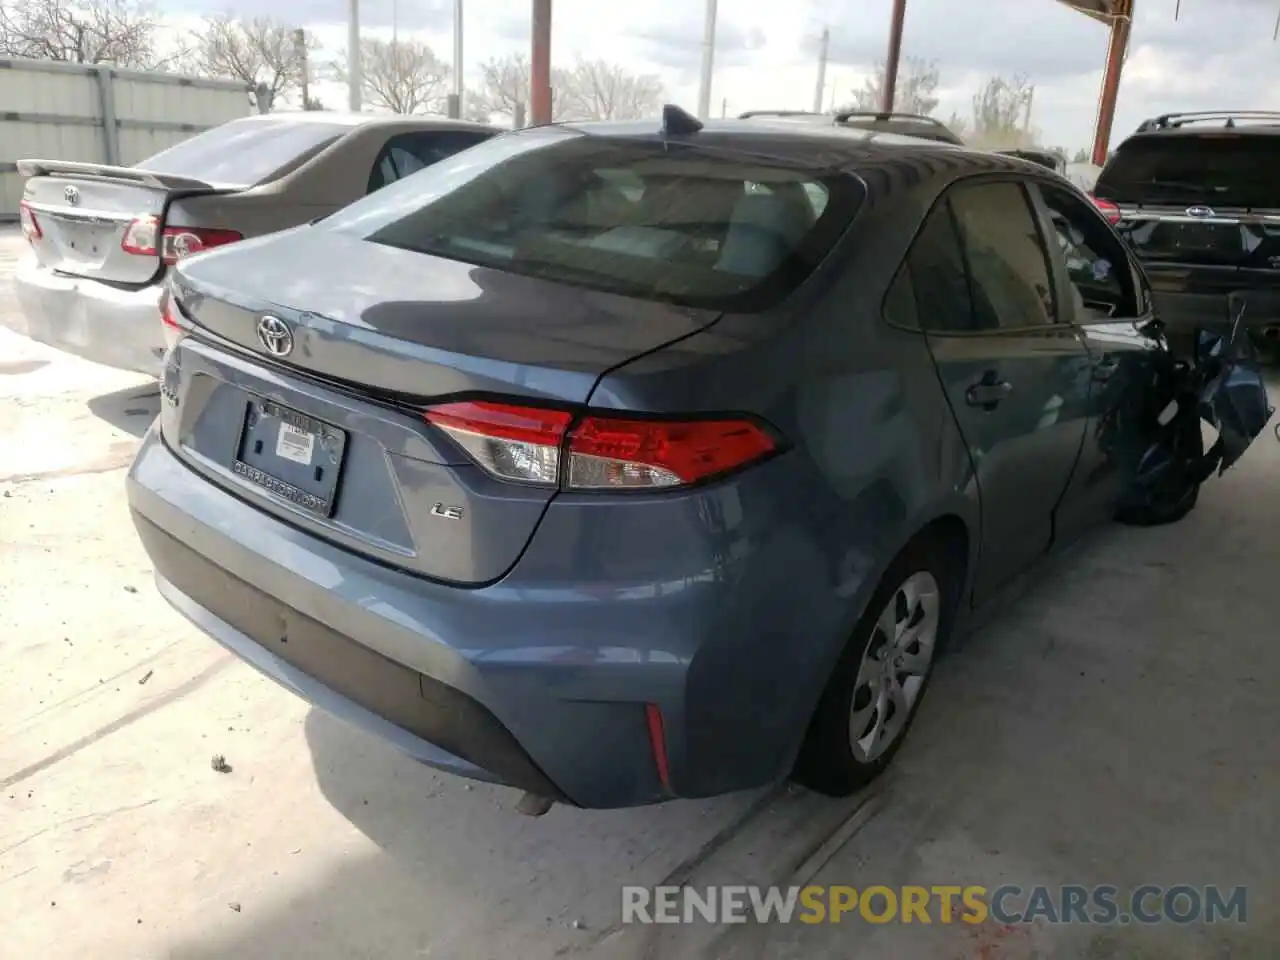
top-left (139, 117), bottom-right (348, 186)
top-left (327, 131), bottom-right (864, 312)
top-left (390, 145), bottom-right (426, 177)
top-left (902, 202), bottom-right (975, 333)
top-left (883, 264), bottom-right (918, 329)
top-left (1094, 135), bottom-right (1280, 208)
top-left (949, 181), bottom-right (1057, 329)
top-left (404, 130), bottom-right (493, 165)
top-left (1037, 183), bottom-right (1134, 319)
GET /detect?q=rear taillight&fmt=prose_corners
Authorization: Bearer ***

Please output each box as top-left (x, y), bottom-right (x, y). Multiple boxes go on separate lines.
top-left (159, 287), bottom-right (184, 351)
top-left (161, 226), bottom-right (242, 264)
top-left (121, 216), bottom-right (161, 256)
top-left (18, 200), bottom-right (41, 243)
top-left (424, 400), bottom-right (778, 490)
top-left (121, 216), bottom-right (242, 263)
top-left (1088, 194), bottom-right (1122, 225)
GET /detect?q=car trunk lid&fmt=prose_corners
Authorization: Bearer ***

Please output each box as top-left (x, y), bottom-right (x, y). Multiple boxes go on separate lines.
top-left (19, 160), bottom-right (226, 285)
top-left (162, 227), bottom-right (725, 583)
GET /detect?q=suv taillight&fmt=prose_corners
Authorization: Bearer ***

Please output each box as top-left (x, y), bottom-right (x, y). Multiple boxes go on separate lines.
top-left (424, 400), bottom-right (779, 490)
top-left (18, 200), bottom-right (41, 244)
top-left (1088, 194), bottom-right (1122, 225)
top-left (121, 216), bottom-right (242, 263)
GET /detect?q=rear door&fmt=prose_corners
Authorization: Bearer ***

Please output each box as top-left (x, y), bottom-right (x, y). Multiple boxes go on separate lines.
top-left (1094, 133), bottom-right (1280, 329)
top-left (1028, 179), bottom-right (1164, 538)
top-left (912, 179), bottom-right (1093, 605)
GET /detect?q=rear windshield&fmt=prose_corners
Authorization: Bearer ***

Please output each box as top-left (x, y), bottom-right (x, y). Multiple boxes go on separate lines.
top-left (1095, 134), bottom-right (1280, 208)
top-left (138, 117), bottom-right (350, 186)
top-left (323, 129), bottom-right (862, 310)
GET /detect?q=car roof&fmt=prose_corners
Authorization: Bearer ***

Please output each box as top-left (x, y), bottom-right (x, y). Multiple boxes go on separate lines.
top-left (1127, 110), bottom-right (1280, 139)
top-left (548, 116), bottom-right (982, 172)
top-left (540, 114), bottom-right (1049, 180)
top-left (233, 111), bottom-right (497, 132)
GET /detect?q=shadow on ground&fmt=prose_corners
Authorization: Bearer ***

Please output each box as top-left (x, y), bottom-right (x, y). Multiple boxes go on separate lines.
top-left (87, 384), bottom-right (160, 438)
top-left (164, 425), bottom-right (1280, 960)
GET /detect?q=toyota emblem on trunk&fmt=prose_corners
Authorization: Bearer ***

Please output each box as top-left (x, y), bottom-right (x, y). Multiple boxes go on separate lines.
top-left (63, 185), bottom-right (80, 205)
top-left (1185, 205), bottom-right (1215, 218)
top-left (256, 315), bottom-right (294, 356)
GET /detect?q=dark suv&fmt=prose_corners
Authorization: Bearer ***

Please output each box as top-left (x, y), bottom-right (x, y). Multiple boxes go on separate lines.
top-left (1089, 110), bottom-right (1280, 355)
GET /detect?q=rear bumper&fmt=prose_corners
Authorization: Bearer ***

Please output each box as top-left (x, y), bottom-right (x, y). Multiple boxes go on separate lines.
top-left (127, 427), bottom-right (851, 808)
top-left (11, 259), bottom-right (164, 376)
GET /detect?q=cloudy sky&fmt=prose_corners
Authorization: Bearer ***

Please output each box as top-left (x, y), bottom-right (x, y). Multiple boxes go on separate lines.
top-left (163, 0), bottom-right (1280, 153)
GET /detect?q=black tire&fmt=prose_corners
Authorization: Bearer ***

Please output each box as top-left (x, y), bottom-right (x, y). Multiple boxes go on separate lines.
top-left (1115, 409), bottom-right (1204, 527)
top-left (792, 535), bottom-right (960, 798)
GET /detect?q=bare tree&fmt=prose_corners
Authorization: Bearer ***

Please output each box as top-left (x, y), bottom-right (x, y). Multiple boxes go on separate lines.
top-left (0, 0), bottom-right (175, 70)
top-left (969, 74), bottom-right (1037, 149)
top-left (332, 38), bottom-right (450, 115)
top-left (184, 15), bottom-right (314, 111)
top-left (558, 58), bottom-right (664, 121)
top-left (468, 53), bottom-right (571, 123)
top-left (840, 57), bottom-right (941, 116)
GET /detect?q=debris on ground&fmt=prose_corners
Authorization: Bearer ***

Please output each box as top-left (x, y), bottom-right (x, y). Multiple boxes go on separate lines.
top-left (228, 902), bottom-right (242, 913)
top-left (211, 754), bottom-right (232, 774)
top-left (123, 585), bottom-right (138, 594)
top-left (138, 670), bottom-right (153, 685)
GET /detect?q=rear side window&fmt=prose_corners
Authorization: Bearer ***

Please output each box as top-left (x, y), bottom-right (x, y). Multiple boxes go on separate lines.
top-left (326, 131), bottom-right (863, 311)
top-left (949, 182), bottom-right (1057, 329)
top-left (140, 117), bottom-right (349, 186)
top-left (368, 130), bottom-right (494, 193)
top-left (892, 204), bottom-right (974, 333)
top-left (1095, 135), bottom-right (1280, 209)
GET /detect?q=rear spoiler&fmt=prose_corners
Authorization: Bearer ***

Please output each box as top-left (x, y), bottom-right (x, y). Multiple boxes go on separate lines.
top-left (16, 159), bottom-right (216, 192)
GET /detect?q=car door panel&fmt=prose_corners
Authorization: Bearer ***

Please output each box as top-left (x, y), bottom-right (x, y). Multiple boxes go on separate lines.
top-left (914, 180), bottom-right (1092, 606)
top-left (1026, 180), bottom-right (1166, 539)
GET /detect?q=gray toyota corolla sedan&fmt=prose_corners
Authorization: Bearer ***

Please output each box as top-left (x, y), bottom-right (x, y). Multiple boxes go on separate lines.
top-left (126, 106), bottom-right (1269, 810)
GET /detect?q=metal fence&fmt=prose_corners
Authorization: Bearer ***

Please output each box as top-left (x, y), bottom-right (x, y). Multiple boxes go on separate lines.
top-left (0, 58), bottom-right (253, 220)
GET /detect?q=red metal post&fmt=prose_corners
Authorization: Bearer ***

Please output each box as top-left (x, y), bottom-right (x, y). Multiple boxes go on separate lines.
top-left (530, 0), bottom-right (552, 125)
top-left (1090, 11), bottom-right (1131, 167)
top-left (881, 0), bottom-right (909, 113)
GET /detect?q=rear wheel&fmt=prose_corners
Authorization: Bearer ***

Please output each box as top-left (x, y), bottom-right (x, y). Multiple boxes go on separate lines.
top-left (793, 539), bottom-right (958, 797)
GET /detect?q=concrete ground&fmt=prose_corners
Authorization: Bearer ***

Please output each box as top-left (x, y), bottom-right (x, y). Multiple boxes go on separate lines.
top-left (1, 224), bottom-right (1276, 959)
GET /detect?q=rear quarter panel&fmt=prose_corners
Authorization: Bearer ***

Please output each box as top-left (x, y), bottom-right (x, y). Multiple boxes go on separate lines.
top-left (580, 151), bottom-right (982, 792)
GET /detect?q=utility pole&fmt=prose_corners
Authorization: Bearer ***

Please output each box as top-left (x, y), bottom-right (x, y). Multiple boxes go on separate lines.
top-left (697, 0), bottom-right (717, 119)
top-left (1022, 84), bottom-right (1035, 145)
top-left (448, 0), bottom-right (464, 119)
top-left (530, 0), bottom-right (552, 125)
top-left (813, 27), bottom-right (829, 114)
top-left (392, 0), bottom-right (398, 43)
top-left (721, 97), bottom-right (727, 119)
top-left (347, 0), bottom-right (361, 111)
top-left (293, 28), bottom-right (309, 109)
top-left (881, 0), bottom-right (907, 113)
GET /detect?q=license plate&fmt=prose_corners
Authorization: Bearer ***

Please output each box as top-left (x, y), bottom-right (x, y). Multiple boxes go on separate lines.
top-left (232, 400), bottom-right (347, 517)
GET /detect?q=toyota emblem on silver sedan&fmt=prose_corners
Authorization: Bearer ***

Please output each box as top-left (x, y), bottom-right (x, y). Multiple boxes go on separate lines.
top-left (256, 315), bottom-right (294, 356)
top-left (64, 185), bottom-right (80, 205)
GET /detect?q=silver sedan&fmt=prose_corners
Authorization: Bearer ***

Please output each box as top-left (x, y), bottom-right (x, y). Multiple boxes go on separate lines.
top-left (10, 113), bottom-right (496, 376)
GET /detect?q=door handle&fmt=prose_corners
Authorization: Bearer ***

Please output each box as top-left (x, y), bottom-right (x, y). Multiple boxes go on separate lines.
top-left (965, 379), bottom-right (1013, 409)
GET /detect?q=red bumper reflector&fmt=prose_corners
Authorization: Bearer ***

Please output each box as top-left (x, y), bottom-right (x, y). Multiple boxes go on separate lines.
top-left (645, 703), bottom-right (672, 792)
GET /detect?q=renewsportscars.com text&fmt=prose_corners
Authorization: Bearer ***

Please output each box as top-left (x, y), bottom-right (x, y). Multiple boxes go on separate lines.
top-left (621, 884), bottom-right (1248, 926)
